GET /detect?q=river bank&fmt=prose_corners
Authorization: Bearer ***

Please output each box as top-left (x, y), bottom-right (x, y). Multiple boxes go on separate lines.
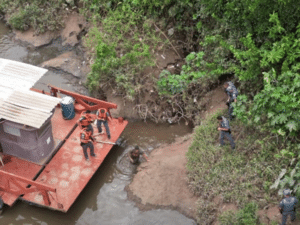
top-left (125, 86), bottom-right (299, 225)
top-left (0, 17), bottom-right (198, 225)
top-left (125, 86), bottom-right (228, 222)
top-left (1, 7), bottom-right (292, 225)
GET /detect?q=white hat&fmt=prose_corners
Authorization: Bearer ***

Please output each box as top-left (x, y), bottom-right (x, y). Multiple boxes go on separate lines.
top-left (283, 189), bottom-right (291, 195)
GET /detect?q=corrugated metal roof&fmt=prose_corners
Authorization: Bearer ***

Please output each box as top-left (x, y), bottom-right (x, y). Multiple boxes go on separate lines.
top-left (0, 90), bottom-right (61, 128)
top-left (0, 58), bottom-right (48, 98)
top-left (6, 90), bottom-right (61, 113)
top-left (0, 58), bottom-right (61, 128)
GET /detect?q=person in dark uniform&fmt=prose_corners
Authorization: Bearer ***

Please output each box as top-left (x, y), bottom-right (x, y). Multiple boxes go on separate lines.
top-left (224, 81), bottom-right (238, 120)
top-left (128, 146), bottom-right (149, 164)
top-left (217, 116), bottom-right (235, 150)
top-left (96, 108), bottom-right (111, 139)
top-left (279, 189), bottom-right (298, 225)
top-left (80, 127), bottom-right (96, 161)
top-left (78, 110), bottom-right (95, 135)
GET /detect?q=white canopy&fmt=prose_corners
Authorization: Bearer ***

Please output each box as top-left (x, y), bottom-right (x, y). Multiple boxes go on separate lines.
top-left (0, 58), bottom-right (61, 128)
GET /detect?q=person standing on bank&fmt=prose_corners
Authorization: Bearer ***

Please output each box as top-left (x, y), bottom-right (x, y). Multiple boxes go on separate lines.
top-left (96, 108), bottom-right (111, 139)
top-left (78, 110), bottom-right (95, 135)
top-left (279, 189), bottom-right (298, 225)
top-left (80, 127), bottom-right (96, 161)
top-left (128, 146), bottom-right (149, 164)
top-left (224, 81), bottom-right (238, 120)
top-left (217, 116), bottom-right (235, 150)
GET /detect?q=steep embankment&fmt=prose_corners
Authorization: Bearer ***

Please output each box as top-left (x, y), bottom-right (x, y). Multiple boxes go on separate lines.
top-left (126, 86), bottom-right (228, 220)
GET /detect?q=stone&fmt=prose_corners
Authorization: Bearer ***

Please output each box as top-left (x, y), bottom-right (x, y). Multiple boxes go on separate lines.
top-left (61, 13), bottom-right (88, 47)
top-left (41, 51), bottom-right (84, 78)
top-left (14, 28), bottom-right (60, 47)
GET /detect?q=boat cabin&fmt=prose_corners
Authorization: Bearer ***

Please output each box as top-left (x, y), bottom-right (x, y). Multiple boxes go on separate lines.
top-left (0, 58), bottom-right (60, 164)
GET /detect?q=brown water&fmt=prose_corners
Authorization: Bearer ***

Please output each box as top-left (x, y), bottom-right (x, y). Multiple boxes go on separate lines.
top-left (0, 21), bottom-right (196, 225)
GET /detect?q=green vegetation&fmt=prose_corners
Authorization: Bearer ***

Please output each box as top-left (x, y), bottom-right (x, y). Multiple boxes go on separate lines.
top-left (218, 202), bottom-right (259, 225)
top-left (83, 5), bottom-right (163, 100)
top-left (2, 1), bottom-right (300, 222)
top-left (186, 110), bottom-right (300, 224)
top-left (0, 0), bottom-right (71, 33)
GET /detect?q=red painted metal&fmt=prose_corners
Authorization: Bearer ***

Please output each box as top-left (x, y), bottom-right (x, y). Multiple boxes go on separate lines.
top-left (0, 170), bottom-right (56, 206)
top-left (48, 85), bottom-right (117, 113)
top-left (0, 156), bottom-right (42, 206)
top-left (21, 118), bottom-right (128, 211)
top-left (0, 86), bottom-right (128, 212)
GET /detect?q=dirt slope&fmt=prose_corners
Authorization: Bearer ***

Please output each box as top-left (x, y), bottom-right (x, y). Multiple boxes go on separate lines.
top-left (126, 86), bottom-right (228, 220)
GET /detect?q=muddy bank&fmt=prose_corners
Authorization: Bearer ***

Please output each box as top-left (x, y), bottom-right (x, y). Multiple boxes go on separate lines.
top-left (125, 86), bottom-right (228, 222)
top-left (125, 85), bottom-right (295, 225)
top-left (125, 135), bottom-right (197, 220)
top-left (13, 12), bottom-right (88, 48)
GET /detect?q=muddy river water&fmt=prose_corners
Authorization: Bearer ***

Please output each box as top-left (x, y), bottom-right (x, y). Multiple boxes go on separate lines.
top-left (0, 22), bottom-right (196, 225)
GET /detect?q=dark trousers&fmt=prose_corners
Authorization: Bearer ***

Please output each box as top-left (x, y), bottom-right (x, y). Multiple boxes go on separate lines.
top-left (81, 142), bottom-right (95, 159)
top-left (228, 103), bottom-right (234, 120)
top-left (97, 120), bottom-right (110, 136)
top-left (220, 131), bottom-right (235, 149)
top-left (281, 211), bottom-right (296, 225)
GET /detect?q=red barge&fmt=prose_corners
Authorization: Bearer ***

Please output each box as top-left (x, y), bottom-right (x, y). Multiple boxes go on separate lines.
top-left (0, 58), bottom-right (128, 212)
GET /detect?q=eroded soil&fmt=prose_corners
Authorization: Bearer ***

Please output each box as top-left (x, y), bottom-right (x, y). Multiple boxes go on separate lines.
top-left (126, 86), bottom-right (299, 225)
top-left (126, 86), bottom-right (228, 221)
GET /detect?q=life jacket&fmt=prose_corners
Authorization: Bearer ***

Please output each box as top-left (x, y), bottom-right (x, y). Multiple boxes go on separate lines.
top-left (79, 112), bottom-right (93, 126)
top-left (97, 108), bottom-right (108, 120)
top-left (80, 129), bottom-right (91, 144)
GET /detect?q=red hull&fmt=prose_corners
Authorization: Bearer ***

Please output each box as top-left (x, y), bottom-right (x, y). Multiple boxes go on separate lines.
top-left (0, 88), bottom-right (128, 212)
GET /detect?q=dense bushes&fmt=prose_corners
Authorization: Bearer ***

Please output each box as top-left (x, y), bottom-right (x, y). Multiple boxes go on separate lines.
top-left (186, 111), bottom-right (297, 224)
top-left (83, 5), bottom-right (162, 100)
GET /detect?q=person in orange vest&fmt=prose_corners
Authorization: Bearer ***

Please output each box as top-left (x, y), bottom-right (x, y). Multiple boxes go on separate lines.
top-left (96, 108), bottom-right (111, 139)
top-left (80, 126), bottom-right (96, 161)
top-left (78, 110), bottom-right (95, 135)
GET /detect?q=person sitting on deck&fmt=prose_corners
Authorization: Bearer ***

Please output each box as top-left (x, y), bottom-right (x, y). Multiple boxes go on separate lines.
top-left (96, 108), bottom-right (111, 140)
top-left (80, 127), bottom-right (96, 161)
top-left (78, 110), bottom-right (95, 135)
top-left (128, 146), bottom-right (149, 164)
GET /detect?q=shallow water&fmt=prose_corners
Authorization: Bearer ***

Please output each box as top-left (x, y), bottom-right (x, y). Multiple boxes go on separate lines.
top-left (0, 21), bottom-right (196, 225)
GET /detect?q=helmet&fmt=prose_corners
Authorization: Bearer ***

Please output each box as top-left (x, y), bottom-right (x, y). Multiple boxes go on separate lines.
top-left (283, 189), bottom-right (291, 196)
